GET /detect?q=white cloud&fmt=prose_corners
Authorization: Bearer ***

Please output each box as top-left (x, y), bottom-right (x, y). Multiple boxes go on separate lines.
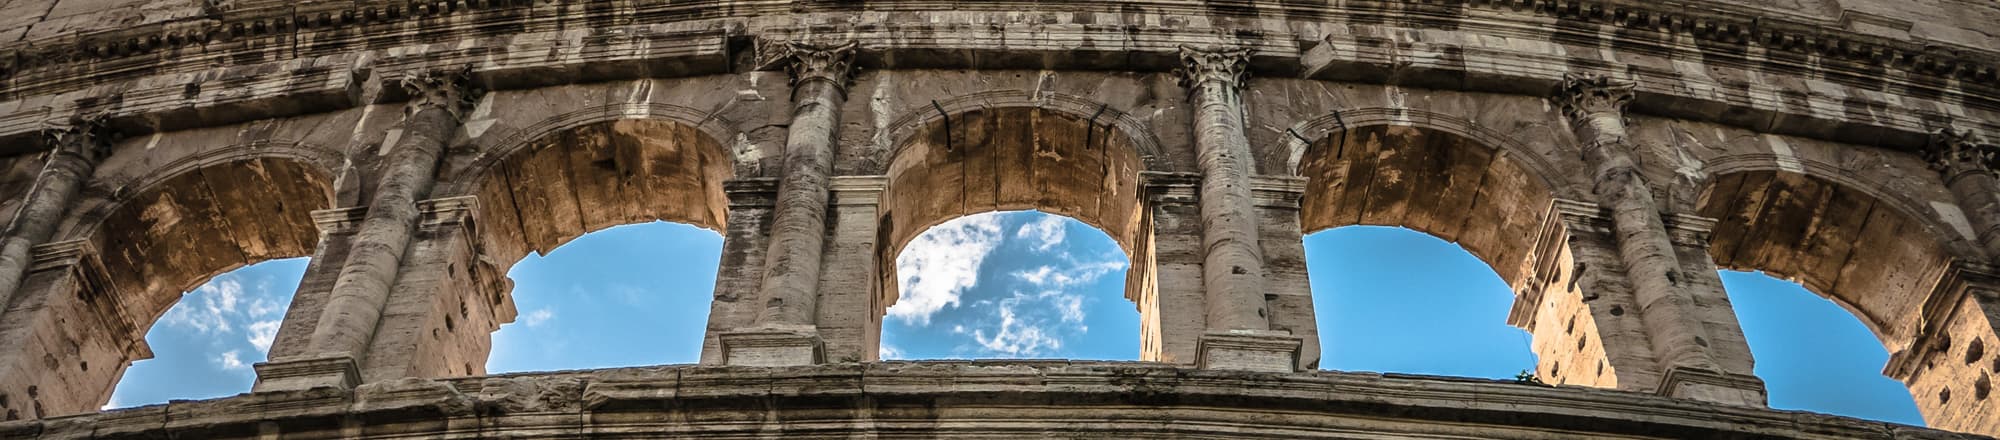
top-left (887, 213), bottom-right (1005, 326)
top-left (161, 278), bottom-right (247, 334)
top-left (216, 350), bottom-right (247, 370)
top-left (1015, 215), bottom-right (1067, 252)
top-left (968, 290), bottom-right (1090, 357)
top-left (523, 308), bottom-right (556, 327)
top-left (880, 344), bottom-right (904, 360)
top-left (246, 320), bottom-right (281, 352)
top-left (972, 296), bottom-right (1062, 356)
top-left (1010, 259), bottom-right (1128, 288)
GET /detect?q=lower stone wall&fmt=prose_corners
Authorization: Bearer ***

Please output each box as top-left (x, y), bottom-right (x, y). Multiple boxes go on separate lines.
top-left (0, 362), bottom-right (1977, 439)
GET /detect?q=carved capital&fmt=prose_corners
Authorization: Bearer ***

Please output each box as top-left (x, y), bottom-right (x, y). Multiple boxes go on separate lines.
top-left (398, 65), bottom-right (481, 120)
top-left (1553, 73), bottom-right (1636, 121)
top-left (1924, 127), bottom-right (1998, 177)
top-left (1175, 46), bottom-right (1251, 93)
top-left (757, 40), bottom-right (858, 93)
top-left (38, 114), bottom-right (115, 167)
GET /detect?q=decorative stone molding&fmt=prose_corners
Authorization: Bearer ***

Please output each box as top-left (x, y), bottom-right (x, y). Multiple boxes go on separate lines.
top-left (829, 175), bottom-right (888, 207)
top-left (1249, 175), bottom-right (1307, 209)
top-left (253, 354), bottom-right (363, 392)
top-left (717, 326), bottom-right (825, 367)
top-left (395, 66), bottom-right (482, 121)
top-left (1660, 213), bottom-right (1719, 248)
top-left (1657, 366), bottom-right (1768, 404)
top-left (1140, 171), bottom-right (1201, 204)
top-left (1196, 330), bottom-right (1302, 373)
top-left (1174, 46), bottom-right (1252, 96)
top-left (416, 195), bottom-right (479, 228)
top-left (1506, 198), bottom-right (1601, 329)
top-left (1553, 73), bottom-right (1637, 123)
top-left (756, 40), bottom-right (859, 94)
top-left (310, 206), bottom-right (371, 235)
top-left (724, 178), bottom-right (781, 209)
top-left (1924, 128), bottom-right (1998, 178)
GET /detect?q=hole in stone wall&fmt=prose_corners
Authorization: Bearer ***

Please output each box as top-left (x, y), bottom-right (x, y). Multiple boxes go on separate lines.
top-left (1940, 388), bottom-right (1952, 405)
top-left (1306, 226), bottom-right (1534, 379)
top-left (1723, 270), bottom-right (1921, 425)
top-left (880, 211), bottom-right (1135, 360)
top-left (488, 221), bottom-right (721, 373)
top-left (106, 258), bottom-right (308, 410)
top-left (1967, 338), bottom-right (1985, 364)
top-left (1978, 374), bottom-right (1993, 401)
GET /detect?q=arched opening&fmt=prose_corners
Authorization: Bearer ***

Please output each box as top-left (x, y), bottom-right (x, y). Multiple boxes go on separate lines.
top-left (1306, 226), bottom-right (1533, 378)
top-left (880, 210), bottom-right (1135, 359)
top-left (0, 157), bottom-right (331, 418)
top-left (1297, 124), bottom-right (1556, 381)
top-left (1721, 270), bottom-right (1924, 424)
top-left (877, 106), bottom-right (1147, 361)
top-left (1698, 170), bottom-right (1953, 425)
top-left (468, 118), bottom-right (731, 373)
top-left (105, 258), bottom-right (307, 409)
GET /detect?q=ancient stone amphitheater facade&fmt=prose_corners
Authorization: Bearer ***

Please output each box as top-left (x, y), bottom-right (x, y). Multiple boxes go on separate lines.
top-left (0, 0), bottom-right (1997, 437)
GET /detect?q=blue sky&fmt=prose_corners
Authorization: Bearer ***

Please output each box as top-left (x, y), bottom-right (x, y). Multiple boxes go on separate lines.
top-left (110, 212), bottom-right (1922, 426)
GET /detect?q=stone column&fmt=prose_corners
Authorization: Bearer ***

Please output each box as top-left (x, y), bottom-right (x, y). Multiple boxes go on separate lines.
top-left (1175, 47), bottom-right (1300, 372)
top-left (1554, 74), bottom-right (1759, 404)
top-left (260, 67), bottom-right (478, 391)
top-left (816, 176), bottom-right (886, 363)
top-left (0, 117), bottom-right (110, 319)
top-left (1252, 175), bottom-right (1321, 371)
top-left (1926, 128), bottom-right (2000, 258)
top-left (1885, 262), bottom-right (2000, 437)
top-left (720, 41), bottom-right (856, 367)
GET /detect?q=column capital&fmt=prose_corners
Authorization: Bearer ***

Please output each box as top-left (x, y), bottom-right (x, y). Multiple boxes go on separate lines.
top-left (1174, 46), bottom-right (1251, 93)
top-left (1553, 73), bottom-right (1636, 122)
top-left (396, 65), bottom-right (481, 120)
top-left (1924, 127), bottom-right (1998, 178)
top-left (829, 175), bottom-right (887, 207)
top-left (756, 40), bottom-right (858, 93)
top-left (38, 114), bottom-right (115, 166)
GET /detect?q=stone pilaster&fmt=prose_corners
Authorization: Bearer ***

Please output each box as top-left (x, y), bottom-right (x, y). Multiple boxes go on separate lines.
top-left (1657, 213), bottom-right (1766, 405)
top-left (816, 176), bottom-right (884, 363)
top-left (1886, 262), bottom-right (2000, 437)
top-left (1252, 175), bottom-right (1321, 371)
top-left (1926, 128), bottom-right (2000, 259)
top-left (729, 41), bottom-right (857, 366)
top-left (277, 66), bottom-right (479, 391)
top-left (356, 196), bottom-right (508, 383)
top-left (1554, 74), bottom-right (1752, 404)
top-left (699, 178), bottom-right (777, 365)
top-left (1511, 199), bottom-right (1666, 392)
top-left (0, 240), bottom-right (149, 419)
top-left (0, 116), bottom-right (111, 321)
top-left (1176, 47), bottom-right (1299, 372)
top-left (1137, 172), bottom-right (1208, 365)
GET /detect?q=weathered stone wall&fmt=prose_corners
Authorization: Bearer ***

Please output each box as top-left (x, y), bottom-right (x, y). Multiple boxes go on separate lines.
top-left (0, 0), bottom-right (1997, 436)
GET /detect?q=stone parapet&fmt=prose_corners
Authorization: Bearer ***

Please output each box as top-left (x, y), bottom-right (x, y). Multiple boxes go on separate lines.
top-left (1, 362), bottom-right (1977, 439)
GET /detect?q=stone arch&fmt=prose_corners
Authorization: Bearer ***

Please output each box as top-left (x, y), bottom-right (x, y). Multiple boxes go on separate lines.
top-left (1296, 122), bottom-right (1562, 288)
top-left (876, 105), bottom-right (1149, 359)
top-left (464, 117), bottom-right (735, 267)
top-left (874, 90), bottom-right (1172, 174)
top-left (1285, 108), bottom-right (1577, 200)
top-left (60, 140), bottom-right (344, 243)
top-left (0, 153), bottom-right (334, 418)
top-left (431, 117), bottom-right (733, 375)
top-left (1695, 166), bottom-right (1965, 352)
top-left (444, 103), bottom-right (749, 197)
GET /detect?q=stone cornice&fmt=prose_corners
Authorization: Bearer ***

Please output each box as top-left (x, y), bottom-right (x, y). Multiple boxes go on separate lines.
top-left (0, 4), bottom-right (1998, 158)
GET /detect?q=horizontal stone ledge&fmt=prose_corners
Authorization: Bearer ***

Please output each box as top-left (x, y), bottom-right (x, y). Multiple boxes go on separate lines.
top-left (0, 24), bottom-right (1988, 163)
top-left (0, 361), bottom-right (1973, 439)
